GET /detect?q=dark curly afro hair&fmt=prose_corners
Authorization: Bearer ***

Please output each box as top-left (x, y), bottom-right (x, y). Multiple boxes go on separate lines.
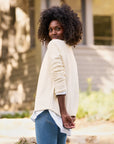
top-left (38, 4), bottom-right (82, 46)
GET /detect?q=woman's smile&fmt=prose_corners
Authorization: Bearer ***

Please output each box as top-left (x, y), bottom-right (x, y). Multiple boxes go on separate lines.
top-left (49, 20), bottom-right (64, 40)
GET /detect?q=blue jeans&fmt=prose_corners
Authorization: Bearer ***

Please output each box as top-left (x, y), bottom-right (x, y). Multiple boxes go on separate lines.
top-left (35, 110), bottom-right (67, 144)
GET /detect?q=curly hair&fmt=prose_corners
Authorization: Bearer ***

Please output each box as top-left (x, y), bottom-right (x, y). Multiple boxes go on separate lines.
top-left (38, 4), bottom-right (82, 46)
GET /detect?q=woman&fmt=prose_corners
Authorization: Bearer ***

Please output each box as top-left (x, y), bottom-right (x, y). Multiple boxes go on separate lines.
top-left (31, 4), bottom-right (82, 144)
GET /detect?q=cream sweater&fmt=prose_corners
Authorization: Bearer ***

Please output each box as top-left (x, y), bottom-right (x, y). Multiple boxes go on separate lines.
top-left (34, 39), bottom-right (79, 116)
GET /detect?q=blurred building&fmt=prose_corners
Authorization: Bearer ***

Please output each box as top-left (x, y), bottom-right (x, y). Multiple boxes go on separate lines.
top-left (0, 0), bottom-right (114, 111)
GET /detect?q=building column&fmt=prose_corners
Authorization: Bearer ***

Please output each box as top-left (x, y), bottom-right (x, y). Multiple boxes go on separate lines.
top-left (111, 15), bottom-right (114, 45)
top-left (34, 0), bottom-right (41, 65)
top-left (29, 0), bottom-right (35, 48)
top-left (85, 0), bottom-right (94, 46)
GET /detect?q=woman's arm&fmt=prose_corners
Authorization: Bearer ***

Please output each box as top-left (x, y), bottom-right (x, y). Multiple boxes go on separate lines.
top-left (57, 95), bottom-right (75, 129)
top-left (48, 40), bottom-right (75, 128)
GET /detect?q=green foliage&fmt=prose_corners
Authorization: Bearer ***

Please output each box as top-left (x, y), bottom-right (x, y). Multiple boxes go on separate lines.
top-left (86, 78), bottom-right (92, 95)
top-left (77, 90), bottom-right (114, 121)
top-left (0, 110), bottom-right (30, 119)
top-left (76, 106), bottom-right (88, 119)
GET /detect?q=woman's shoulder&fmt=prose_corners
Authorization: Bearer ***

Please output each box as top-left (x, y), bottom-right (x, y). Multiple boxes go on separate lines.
top-left (48, 39), bottom-right (66, 48)
top-left (47, 39), bottom-right (67, 56)
top-left (47, 39), bottom-right (70, 56)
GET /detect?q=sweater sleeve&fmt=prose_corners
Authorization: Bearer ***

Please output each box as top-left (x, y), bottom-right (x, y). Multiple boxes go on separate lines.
top-left (48, 40), bottom-right (67, 95)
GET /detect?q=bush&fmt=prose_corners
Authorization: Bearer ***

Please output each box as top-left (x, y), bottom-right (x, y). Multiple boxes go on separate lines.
top-left (76, 90), bottom-right (114, 121)
top-left (0, 110), bottom-right (30, 118)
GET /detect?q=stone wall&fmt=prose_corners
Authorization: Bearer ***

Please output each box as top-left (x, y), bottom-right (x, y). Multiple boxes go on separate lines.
top-left (0, 48), bottom-right (40, 111)
top-left (0, 0), bottom-right (41, 111)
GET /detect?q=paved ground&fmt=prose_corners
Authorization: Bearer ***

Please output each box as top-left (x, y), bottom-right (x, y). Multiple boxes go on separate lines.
top-left (0, 118), bottom-right (35, 144)
top-left (0, 118), bottom-right (114, 144)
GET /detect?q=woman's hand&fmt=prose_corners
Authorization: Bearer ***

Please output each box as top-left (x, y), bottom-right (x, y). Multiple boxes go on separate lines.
top-left (61, 113), bottom-right (75, 129)
top-left (57, 95), bottom-right (75, 129)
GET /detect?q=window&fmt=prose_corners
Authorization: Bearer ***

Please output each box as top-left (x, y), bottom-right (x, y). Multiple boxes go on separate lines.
top-left (93, 0), bottom-right (114, 45)
top-left (94, 16), bottom-right (112, 45)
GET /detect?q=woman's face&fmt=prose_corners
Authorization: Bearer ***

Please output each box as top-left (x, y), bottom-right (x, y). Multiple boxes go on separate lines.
top-left (48, 20), bottom-right (64, 40)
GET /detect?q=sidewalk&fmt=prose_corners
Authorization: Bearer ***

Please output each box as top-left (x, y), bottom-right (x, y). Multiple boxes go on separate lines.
top-left (0, 118), bottom-right (35, 144)
top-left (0, 118), bottom-right (114, 144)
top-left (69, 119), bottom-right (114, 144)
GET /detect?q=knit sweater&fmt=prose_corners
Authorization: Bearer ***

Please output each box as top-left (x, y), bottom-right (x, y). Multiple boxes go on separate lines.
top-left (34, 39), bottom-right (79, 116)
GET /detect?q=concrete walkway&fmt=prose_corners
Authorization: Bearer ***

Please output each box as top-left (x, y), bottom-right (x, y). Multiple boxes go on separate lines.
top-left (0, 118), bottom-right (35, 144)
top-left (0, 118), bottom-right (114, 144)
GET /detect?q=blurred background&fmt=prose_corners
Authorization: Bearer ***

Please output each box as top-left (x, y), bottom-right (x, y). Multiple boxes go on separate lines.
top-left (0, 0), bottom-right (113, 121)
top-left (0, 0), bottom-right (114, 144)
